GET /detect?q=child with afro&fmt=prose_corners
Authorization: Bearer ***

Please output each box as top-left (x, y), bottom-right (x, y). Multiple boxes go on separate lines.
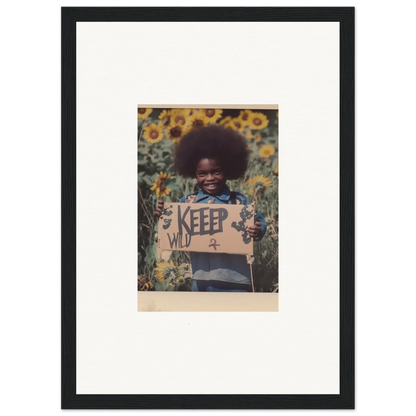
top-left (154, 124), bottom-right (267, 292)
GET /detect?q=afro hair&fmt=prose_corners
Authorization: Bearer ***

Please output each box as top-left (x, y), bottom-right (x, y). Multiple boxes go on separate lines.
top-left (174, 124), bottom-right (249, 180)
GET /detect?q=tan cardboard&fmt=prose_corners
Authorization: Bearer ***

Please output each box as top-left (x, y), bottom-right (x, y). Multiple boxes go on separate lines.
top-left (158, 202), bottom-right (255, 255)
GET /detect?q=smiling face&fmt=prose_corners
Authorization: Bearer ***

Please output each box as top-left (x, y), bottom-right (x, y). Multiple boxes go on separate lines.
top-left (195, 158), bottom-right (226, 196)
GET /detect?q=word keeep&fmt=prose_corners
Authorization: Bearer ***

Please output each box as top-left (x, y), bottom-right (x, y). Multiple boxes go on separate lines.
top-left (177, 205), bottom-right (228, 236)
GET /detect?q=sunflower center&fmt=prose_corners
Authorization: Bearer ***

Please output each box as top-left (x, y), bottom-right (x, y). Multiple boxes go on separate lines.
top-left (138, 108), bottom-right (146, 114)
top-left (171, 126), bottom-right (181, 137)
top-left (206, 109), bottom-right (215, 117)
top-left (157, 177), bottom-right (167, 186)
top-left (253, 118), bottom-right (261, 126)
top-left (174, 116), bottom-right (186, 125)
top-left (234, 121), bottom-right (241, 128)
top-left (193, 119), bottom-right (204, 128)
top-left (150, 130), bottom-right (159, 139)
top-left (242, 112), bottom-right (249, 120)
top-left (254, 182), bottom-right (266, 192)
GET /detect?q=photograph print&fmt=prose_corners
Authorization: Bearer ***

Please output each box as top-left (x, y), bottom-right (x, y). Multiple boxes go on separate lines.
top-left (138, 107), bottom-right (278, 294)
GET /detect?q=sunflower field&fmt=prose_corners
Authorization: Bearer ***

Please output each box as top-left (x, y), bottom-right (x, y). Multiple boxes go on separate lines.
top-left (138, 108), bottom-right (279, 292)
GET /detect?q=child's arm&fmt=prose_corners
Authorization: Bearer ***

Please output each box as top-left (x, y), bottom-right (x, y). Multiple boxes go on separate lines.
top-left (247, 221), bottom-right (263, 239)
top-left (247, 211), bottom-right (267, 241)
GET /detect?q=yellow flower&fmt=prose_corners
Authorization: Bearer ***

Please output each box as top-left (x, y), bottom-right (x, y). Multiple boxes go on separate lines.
top-left (255, 132), bottom-right (261, 143)
top-left (200, 109), bottom-right (223, 124)
top-left (238, 110), bottom-right (253, 126)
top-left (139, 281), bottom-right (153, 291)
top-left (166, 122), bottom-right (185, 143)
top-left (170, 109), bottom-right (190, 128)
top-left (259, 145), bottom-right (275, 160)
top-left (219, 115), bottom-right (232, 126)
top-left (185, 113), bottom-right (207, 133)
top-left (137, 108), bottom-right (153, 119)
top-left (158, 109), bottom-right (171, 127)
top-left (150, 172), bottom-right (171, 197)
top-left (248, 112), bottom-right (269, 129)
top-left (229, 118), bottom-right (245, 132)
top-left (155, 260), bottom-right (173, 281)
top-left (143, 124), bottom-right (163, 144)
top-left (245, 174), bottom-right (272, 197)
top-left (155, 260), bottom-right (183, 282)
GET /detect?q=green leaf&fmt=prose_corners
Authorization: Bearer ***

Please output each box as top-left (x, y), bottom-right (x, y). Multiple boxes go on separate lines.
top-left (168, 182), bottom-right (179, 191)
top-left (143, 176), bottom-right (153, 186)
top-left (156, 162), bottom-right (167, 169)
top-left (155, 281), bottom-right (168, 291)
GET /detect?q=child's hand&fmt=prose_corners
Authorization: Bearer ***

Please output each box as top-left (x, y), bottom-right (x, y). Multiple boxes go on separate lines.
top-left (154, 200), bottom-right (164, 218)
top-left (247, 221), bottom-right (262, 239)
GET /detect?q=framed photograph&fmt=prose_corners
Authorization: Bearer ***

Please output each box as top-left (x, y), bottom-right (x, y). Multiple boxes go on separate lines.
top-left (62, 7), bottom-right (354, 409)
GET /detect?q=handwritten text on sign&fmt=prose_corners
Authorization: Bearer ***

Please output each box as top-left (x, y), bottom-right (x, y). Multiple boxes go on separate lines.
top-left (158, 202), bottom-right (255, 255)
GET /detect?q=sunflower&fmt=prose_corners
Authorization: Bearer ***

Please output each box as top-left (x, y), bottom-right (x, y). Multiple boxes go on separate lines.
top-left (143, 123), bottom-right (163, 144)
top-left (255, 132), bottom-right (262, 143)
top-left (155, 260), bottom-right (183, 283)
top-left (170, 109), bottom-right (190, 127)
top-left (137, 108), bottom-right (153, 119)
top-left (245, 174), bottom-right (272, 197)
top-left (150, 172), bottom-right (171, 197)
top-left (219, 115), bottom-right (232, 126)
top-left (238, 110), bottom-right (253, 126)
top-left (200, 109), bottom-right (223, 124)
top-left (248, 112), bottom-right (269, 129)
top-left (185, 113), bottom-right (207, 133)
top-left (229, 118), bottom-right (245, 132)
top-left (158, 109), bottom-right (171, 127)
top-left (166, 122), bottom-right (185, 143)
top-left (259, 145), bottom-right (275, 159)
top-left (139, 281), bottom-right (154, 291)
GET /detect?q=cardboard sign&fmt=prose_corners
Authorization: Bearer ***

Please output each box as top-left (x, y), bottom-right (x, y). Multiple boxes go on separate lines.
top-left (158, 202), bottom-right (255, 255)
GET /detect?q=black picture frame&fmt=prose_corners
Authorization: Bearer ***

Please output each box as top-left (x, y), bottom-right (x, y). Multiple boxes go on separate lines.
top-left (62, 7), bottom-right (354, 409)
